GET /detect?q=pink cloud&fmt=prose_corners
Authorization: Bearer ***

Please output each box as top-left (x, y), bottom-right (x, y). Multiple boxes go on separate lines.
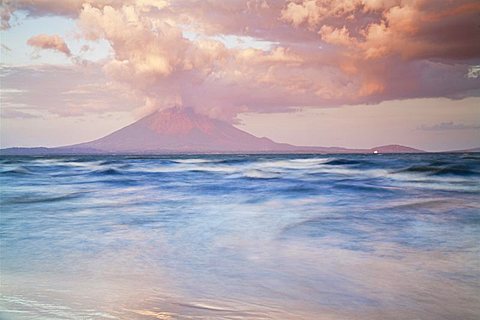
top-left (27, 34), bottom-right (72, 56)
top-left (418, 121), bottom-right (480, 131)
top-left (3, 0), bottom-right (480, 121)
top-left (1, 64), bottom-right (142, 117)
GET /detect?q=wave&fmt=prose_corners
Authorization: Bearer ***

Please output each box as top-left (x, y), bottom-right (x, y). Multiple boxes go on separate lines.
top-left (62, 157), bottom-right (101, 163)
top-left (385, 198), bottom-right (454, 211)
top-left (325, 159), bottom-right (362, 166)
top-left (99, 160), bottom-right (122, 166)
top-left (289, 158), bottom-right (328, 163)
top-left (97, 161), bottom-right (131, 170)
top-left (281, 216), bottom-right (368, 246)
top-left (283, 185), bottom-right (318, 193)
top-left (242, 169), bottom-right (279, 179)
top-left (1, 166), bottom-right (33, 175)
top-left (138, 164), bottom-right (238, 174)
top-left (255, 159), bottom-right (324, 170)
top-left (461, 154), bottom-right (480, 161)
top-left (434, 165), bottom-right (479, 176)
top-left (396, 164), bottom-right (478, 177)
top-left (334, 182), bottom-right (395, 193)
top-left (217, 158), bottom-right (251, 165)
top-left (2, 192), bottom-right (87, 205)
top-left (93, 168), bottom-right (124, 175)
top-left (173, 158), bottom-right (217, 164)
top-left (0, 159), bottom-right (25, 165)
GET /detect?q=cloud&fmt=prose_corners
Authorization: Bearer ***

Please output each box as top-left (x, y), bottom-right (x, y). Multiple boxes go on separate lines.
top-left (2, 0), bottom-right (480, 121)
top-left (0, 64), bottom-right (142, 117)
top-left (27, 34), bottom-right (72, 56)
top-left (1, 0), bottom-right (123, 20)
top-left (418, 122), bottom-right (480, 131)
top-left (280, 0), bottom-right (480, 60)
top-left (318, 25), bottom-right (355, 47)
top-left (0, 109), bottom-right (40, 119)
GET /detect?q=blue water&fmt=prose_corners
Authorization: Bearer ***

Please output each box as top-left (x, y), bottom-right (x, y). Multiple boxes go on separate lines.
top-left (1, 153), bottom-right (479, 319)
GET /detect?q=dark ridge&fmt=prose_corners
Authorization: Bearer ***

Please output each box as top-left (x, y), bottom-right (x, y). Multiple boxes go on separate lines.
top-left (325, 159), bottom-right (362, 165)
top-left (1, 166), bottom-right (33, 175)
top-left (93, 168), bottom-right (124, 175)
top-left (2, 192), bottom-right (87, 205)
top-left (433, 165), bottom-right (478, 176)
top-left (396, 164), bottom-right (478, 176)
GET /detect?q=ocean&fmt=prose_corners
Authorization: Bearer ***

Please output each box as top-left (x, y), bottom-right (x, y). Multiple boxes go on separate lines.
top-left (0, 153), bottom-right (479, 319)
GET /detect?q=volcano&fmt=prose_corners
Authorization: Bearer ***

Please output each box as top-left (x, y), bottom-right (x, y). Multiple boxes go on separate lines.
top-left (1, 107), bottom-right (426, 154)
top-left (68, 107), bottom-right (296, 153)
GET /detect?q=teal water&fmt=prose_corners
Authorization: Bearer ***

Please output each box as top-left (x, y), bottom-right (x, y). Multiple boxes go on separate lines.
top-left (1, 153), bottom-right (479, 319)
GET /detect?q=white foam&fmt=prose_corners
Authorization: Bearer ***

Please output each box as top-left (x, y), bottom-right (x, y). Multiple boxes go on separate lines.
top-left (243, 169), bottom-right (279, 179)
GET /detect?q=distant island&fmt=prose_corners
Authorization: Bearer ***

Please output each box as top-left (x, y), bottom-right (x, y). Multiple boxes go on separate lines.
top-left (1, 107), bottom-right (478, 155)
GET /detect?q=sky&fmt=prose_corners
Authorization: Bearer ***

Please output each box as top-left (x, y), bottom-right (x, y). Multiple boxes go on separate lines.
top-left (0, 0), bottom-right (479, 151)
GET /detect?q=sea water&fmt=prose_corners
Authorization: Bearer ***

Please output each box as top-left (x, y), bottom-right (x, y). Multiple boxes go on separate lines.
top-left (0, 153), bottom-right (479, 319)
